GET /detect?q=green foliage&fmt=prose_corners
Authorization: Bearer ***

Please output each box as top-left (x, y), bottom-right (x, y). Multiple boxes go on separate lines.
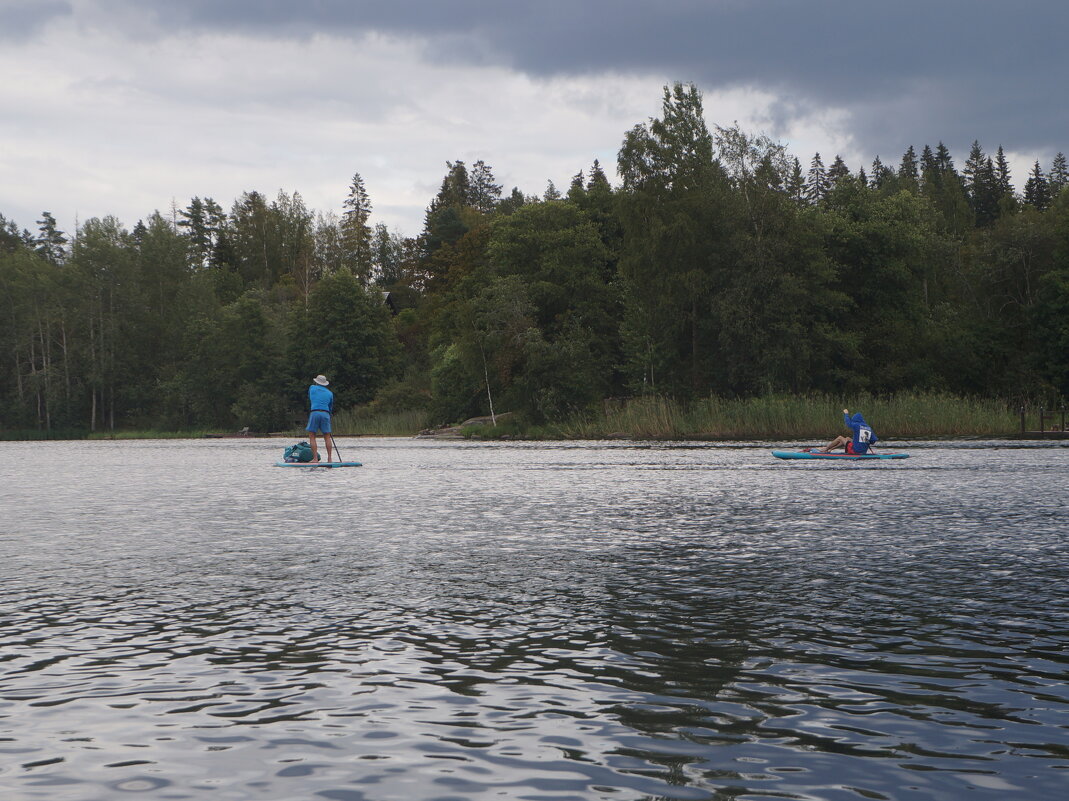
top-left (1033, 269), bottom-right (1069, 395)
top-left (1, 82), bottom-right (1066, 439)
top-left (289, 271), bottom-right (402, 406)
top-left (552, 393), bottom-right (1018, 440)
top-left (429, 342), bottom-right (482, 424)
top-left (617, 82), bottom-right (732, 395)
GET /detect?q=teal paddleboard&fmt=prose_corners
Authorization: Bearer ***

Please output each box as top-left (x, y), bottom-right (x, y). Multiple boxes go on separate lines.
top-left (772, 450), bottom-right (908, 461)
top-left (275, 461), bottom-right (363, 468)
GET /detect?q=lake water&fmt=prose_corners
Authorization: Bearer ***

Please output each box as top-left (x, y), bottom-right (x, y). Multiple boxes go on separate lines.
top-left (1, 437), bottom-right (1067, 801)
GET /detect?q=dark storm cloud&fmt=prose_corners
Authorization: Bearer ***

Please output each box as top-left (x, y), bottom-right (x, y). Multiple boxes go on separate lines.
top-left (0, 0), bottom-right (71, 39)
top-left (12, 0), bottom-right (1068, 159)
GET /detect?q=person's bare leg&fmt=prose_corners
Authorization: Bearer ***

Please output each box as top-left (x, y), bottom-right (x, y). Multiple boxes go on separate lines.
top-left (309, 432), bottom-right (320, 461)
top-left (818, 435), bottom-right (849, 453)
top-left (325, 433), bottom-right (334, 462)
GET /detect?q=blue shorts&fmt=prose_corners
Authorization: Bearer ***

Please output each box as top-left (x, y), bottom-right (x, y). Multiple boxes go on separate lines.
top-left (306, 411), bottom-right (332, 434)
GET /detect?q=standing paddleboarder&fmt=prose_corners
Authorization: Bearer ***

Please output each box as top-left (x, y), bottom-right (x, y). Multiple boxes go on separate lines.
top-left (306, 374), bottom-right (335, 462)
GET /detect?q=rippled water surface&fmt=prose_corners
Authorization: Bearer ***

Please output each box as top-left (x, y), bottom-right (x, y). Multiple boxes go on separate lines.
top-left (1, 437), bottom-right (1067, 801)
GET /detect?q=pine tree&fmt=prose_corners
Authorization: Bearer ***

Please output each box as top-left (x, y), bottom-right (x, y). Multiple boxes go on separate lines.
top-left (178, 197), bottom-right (214, 268)
top-left (470, 160), bottom-right (502, 214)
top-left (497, 187), bottom-right (528, 216)
top-left (994, 147), bottom-right (1013, 197)
top-left (870, 156), bottom-right (892, 190)
top-left (785, 157), bottom-right (805, 202)
top-left (963, 142), bottom-right (1001, 226)
top-left (341, 172), bottom-right (373, 282)
top-left (921, 142), bottom-right (970, 232)
top-left (805, 152), bottom-right (828, 204)
top-left (567, 170), bottom-right (586, 202)
top-left (420, 160), bottom-right (477, 262)
top-left (1049, 152), bottom-right (1068, 198)
top-left (433, 161), bottom-right (472, 209)
top-left (35, 211), bottom-right (67, 264)
top-left (587, 160), bottom-right (613, 197)
top-left (898, 146), bottom-right (919, 192)
top-left (827, 155), bottom-right (850, 186)
top-left (132, 219), bottom-right (147, 247)
top-left (935, 142), bottom-right (954, 173)
top-left (920, 145), bottom-right (938, 181)
top-left (1024, 161), bottom-right (1051, 210)
top-left (962, 141), bottom-right (985, 193)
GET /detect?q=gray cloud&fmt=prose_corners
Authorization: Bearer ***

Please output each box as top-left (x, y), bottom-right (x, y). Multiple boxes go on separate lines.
top-left (2, 1), bottom-right (1065, 236)
top-left (27, 0), bottom-right (1063, 159)
top-left (0, 0), bottom-right (71, 38)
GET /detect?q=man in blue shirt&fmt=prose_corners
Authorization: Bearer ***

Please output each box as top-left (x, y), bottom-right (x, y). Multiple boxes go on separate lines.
top-left (819, 408), bottom-right (878, 454)
top-left (306, 374), bottom-right (335, 462)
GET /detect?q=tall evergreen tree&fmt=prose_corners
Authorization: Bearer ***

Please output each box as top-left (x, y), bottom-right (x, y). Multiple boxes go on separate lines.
top-left (920, 144), bottom-right (939, 184)
top-left (567, 170), bottom-right (586, 202)
top-left (963, 142), bottom-right (1000, 226)
top-left (869, 156), bottom-right (893, 190)
top-left (228, 191), bottom-right (274, 287)
top-left (962, 141), bottom-right (985, 192)
top-left (178, 197), bottom-right (213, 268)
top-left (1024, 160), bottom-right (1052, 210)
top-left (35, 212), bottom-right (67, 265)
top-left (898, 146), bottom-right (919, 192)
top-left (994, 147), bottom-right (1013, 197)
top-left (935, 142), bottom-right (955, 173)
top-left (805, 153), bottom-right (828, 204)
top-left (341, 173), bottom-right (373, 283)
top-left (827, 155), bottom-right (850, 186)
top-left (785, 157), bottom-right (805, 202)
top-left (434, 161), bottom-right (472, 209)
top-left (920, 142), bottom-right (970, 232)
top-left (1049, 152), bottom-right (1068, 198)
top-left (469, 160), bottom-right (502, 213)
top-left (617, 82), bottom-right (731, 394)
top-left (421, 161), bottom-right (476, 262)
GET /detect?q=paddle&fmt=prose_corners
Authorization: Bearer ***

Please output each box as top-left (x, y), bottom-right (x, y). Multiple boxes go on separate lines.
top-left (329, 432), bottom-right (342, 463)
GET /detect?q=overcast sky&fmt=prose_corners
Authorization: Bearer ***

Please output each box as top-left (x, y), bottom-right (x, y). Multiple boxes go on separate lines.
top-left (2, 0), bottom-right (1066, 238)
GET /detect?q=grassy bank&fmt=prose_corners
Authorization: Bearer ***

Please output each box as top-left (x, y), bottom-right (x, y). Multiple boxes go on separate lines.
top-left (0, 428), bottom-right (92, 441)
top-left (479, 393), bottom-right (1021, 440)
top-left (0, 394), bottom-right (1026, 441)
top-left (332, 408), bottom-right (431, 437)
top-left (86, 429), bottom-right (214, 440)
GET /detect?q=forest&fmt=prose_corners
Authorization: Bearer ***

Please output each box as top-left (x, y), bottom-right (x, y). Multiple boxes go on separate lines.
top-left (2, 83), bottom-right (1068, 436)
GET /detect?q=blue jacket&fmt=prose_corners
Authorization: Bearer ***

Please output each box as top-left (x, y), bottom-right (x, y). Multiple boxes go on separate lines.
top-left (845, 412), bottom-right (877, 453)
top-left (309, 384), bottom-right (334, 413)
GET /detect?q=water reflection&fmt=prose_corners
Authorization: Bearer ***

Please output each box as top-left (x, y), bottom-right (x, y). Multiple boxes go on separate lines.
top-left (0, 438), bottom-right (1066, 799)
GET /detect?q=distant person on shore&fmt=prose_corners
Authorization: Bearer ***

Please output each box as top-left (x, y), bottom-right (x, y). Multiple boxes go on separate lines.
top-left (818, 408), bottom-right (878, 454)
top-left (307, 375), bottom-right (335, 462)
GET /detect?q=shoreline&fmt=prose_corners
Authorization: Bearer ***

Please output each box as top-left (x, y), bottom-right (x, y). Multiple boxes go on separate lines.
top-left (1, 431), bottom-right (1059, 443)
top-left (3, 393), bottom-right (1061, 442)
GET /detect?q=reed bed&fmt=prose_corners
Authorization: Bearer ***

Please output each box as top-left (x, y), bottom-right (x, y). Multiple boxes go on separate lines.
top-left (551, 393), bottom-right (1018, 440)
top-left (2, 394), bottom-right (1021, 441)
top-left (1, 428), bottom-right (91, 441)
top-left (332, 408), bottom-right (430, 437)
top-left (85, 429), bottom-right (213, 440)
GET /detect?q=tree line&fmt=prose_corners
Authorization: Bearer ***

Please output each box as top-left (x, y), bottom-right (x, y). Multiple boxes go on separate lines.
top-left (3, 83), bottom-right (1068, 434)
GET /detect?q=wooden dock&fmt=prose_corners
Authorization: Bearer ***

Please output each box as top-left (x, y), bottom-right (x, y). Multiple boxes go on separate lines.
top-left (1019, 407), bottom-right (1068, 439)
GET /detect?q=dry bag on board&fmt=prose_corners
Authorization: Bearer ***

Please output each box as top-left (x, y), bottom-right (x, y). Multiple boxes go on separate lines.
top-left (283, 441), bottom-right (314, 462)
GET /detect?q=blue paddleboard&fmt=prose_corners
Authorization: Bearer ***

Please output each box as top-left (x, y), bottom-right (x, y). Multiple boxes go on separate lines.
top-left (275, 461), bottom-right (363, 468)
top-left (772, 449), bottom-right (908, 461)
